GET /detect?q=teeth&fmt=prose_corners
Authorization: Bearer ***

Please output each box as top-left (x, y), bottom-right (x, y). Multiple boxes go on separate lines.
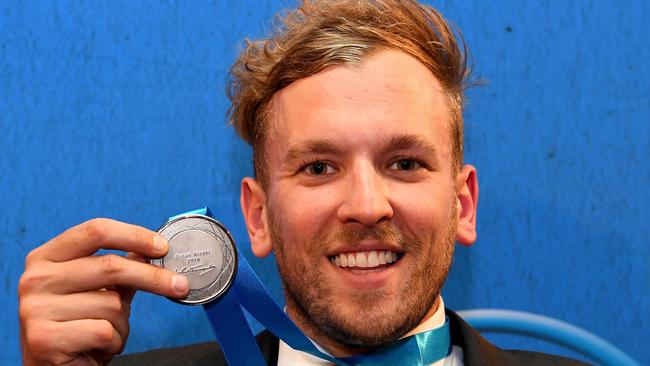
top-left (331, 250), bottom-right (400, 269)
top-left (356, 252), bottom-right (368, 267)
top-left (367, 251), bottom-right (378, 267)
top-left (378, 251), bottom-right (386, 265)
top-left (340, 254), bottom-right (348, 267)
top-left (348, 253), bottom-right (356, 267)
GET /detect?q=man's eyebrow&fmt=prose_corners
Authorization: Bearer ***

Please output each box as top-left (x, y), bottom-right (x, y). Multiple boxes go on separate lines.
top-left (387, 134), bottom-right (438, 156)
top-left (284, 139), bottom-right (344, 162)
top-left (283, 135), bottom-right (439, 163)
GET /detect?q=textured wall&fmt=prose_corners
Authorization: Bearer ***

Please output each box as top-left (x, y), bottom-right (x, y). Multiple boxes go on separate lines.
top-left (1, 0), bottom-right (648, 364)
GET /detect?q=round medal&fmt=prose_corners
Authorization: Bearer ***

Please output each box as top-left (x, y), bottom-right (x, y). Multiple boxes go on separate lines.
top-left (150, 214), bottom-right (237, 305)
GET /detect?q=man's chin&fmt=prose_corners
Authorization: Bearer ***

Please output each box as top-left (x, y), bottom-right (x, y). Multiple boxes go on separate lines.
top-left (292, 262), bottom-right (432, 348)
top-left (306, 298), bottom-right (421, 348)
top-left (317, 317), bottom-right (414, 348)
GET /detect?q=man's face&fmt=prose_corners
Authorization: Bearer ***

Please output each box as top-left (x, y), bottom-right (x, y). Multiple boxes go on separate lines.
top-left (247, 50), bottom-right (467, 350)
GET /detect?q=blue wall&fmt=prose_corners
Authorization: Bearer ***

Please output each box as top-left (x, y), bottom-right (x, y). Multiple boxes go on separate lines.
top-left (1, 1), bottom-right (648, 364)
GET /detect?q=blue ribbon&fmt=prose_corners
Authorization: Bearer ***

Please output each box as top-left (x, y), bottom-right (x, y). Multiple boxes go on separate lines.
top-left (172, 208), bottom-right (451, 365)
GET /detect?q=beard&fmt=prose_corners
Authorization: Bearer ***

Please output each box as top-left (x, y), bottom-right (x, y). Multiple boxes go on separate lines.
top-left (269, 203), bottom-right (457, 349)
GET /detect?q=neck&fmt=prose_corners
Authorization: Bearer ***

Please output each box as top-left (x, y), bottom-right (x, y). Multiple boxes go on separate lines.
top-left (286, 297), bottom-right (442, 358)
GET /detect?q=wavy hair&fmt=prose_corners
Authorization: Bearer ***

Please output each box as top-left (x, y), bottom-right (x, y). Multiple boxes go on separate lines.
top-left (228, 0), bottom-right (471, 185)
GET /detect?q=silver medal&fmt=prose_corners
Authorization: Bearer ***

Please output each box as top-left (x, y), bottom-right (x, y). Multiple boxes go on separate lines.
top-left (150, 214), bottom-right (237, 305)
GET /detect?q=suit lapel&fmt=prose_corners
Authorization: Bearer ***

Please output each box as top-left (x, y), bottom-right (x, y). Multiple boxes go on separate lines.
top-left (255, 329), bottom-right (280, 365)
top-left (446, 309), bottom-right (521, 366)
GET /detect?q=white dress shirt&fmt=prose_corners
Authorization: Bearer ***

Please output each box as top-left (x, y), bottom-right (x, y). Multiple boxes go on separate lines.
top-left (277, 296), bottom-right (464, 366)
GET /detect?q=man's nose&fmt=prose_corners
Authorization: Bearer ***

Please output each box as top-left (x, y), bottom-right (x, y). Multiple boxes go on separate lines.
top-left (336, 164), bottom-right (394, 227)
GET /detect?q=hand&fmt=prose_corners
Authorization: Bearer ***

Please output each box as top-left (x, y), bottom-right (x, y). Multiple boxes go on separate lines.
top-left (18, 218), bottom-right (190, 366)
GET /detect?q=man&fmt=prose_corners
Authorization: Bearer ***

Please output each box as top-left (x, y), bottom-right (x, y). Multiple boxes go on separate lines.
top-left (18, 1), bottom-right (586, 365)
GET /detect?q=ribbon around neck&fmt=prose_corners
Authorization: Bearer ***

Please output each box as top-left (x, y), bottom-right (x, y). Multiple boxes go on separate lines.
top-left (172, 208), bottom-right (451, 366)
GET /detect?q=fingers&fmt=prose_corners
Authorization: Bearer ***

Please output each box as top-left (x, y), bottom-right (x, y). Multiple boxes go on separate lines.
top-left (23, 291), bottom-right (130, 334)
top-left (32, 218), bottom-right (168, 263)
top-left (19, 217), bottom-right (180, 365)
top-left (30, 254), bottom-right (189, 298)
top-left (25, 319), bottom-right (124, 364)
top-left (19, 254), bottom-right (189, 301)
top-left (117, 252), bottom-right (149, 303)
top-left (21, 290), bottom-right (131, 365)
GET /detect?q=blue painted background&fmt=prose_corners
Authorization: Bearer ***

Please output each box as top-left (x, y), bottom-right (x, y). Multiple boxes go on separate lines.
top-left (1, 1), bottom-right (648, 365)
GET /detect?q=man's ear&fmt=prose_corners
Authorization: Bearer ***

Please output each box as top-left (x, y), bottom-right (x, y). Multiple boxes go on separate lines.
top-left (455, 164), bottom-right (478, 246)
top-left (240, 177), bottom-right (273, 258)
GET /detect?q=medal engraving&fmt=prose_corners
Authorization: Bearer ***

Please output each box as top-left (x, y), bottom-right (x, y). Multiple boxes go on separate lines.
top-left (150, 215), bottom-right (237, 305)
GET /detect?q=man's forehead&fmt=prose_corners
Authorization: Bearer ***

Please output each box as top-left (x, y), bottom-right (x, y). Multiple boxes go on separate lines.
top-left (273, 50), bottom-right (446, 108)
top-left (265, 50), bottom-right (452, 147)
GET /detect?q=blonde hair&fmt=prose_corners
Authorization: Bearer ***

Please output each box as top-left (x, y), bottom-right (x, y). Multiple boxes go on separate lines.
top-left (228, 0), bottom-right (471, 184)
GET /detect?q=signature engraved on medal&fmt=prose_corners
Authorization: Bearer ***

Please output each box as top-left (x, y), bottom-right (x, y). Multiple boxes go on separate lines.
top-left (176, 263), bottom-right (218, 276)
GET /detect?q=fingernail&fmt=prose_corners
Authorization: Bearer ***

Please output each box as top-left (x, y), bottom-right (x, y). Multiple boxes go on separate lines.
top-left (153, 235), bottom-right (168, 253)
top-left (172, 275), bottom-right (189, 293)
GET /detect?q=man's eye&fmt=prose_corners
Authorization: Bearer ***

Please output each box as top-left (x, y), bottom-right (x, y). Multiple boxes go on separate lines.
top-left (390, 159), bottom-right (422, 171)
top-left (303, 161), bottom-right (333, 175)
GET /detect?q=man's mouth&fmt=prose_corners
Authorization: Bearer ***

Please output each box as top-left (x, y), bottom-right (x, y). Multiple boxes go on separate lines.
top-left (328, 250), bottom-right (403, 270)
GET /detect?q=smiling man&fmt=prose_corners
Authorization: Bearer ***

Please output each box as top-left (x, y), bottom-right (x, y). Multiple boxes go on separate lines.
top-left (19, 1), bottom-right (586, 365)
top-left (239, 49), bottom-right (470, 358)
top-left (228, 3), bottom-right (475, 360)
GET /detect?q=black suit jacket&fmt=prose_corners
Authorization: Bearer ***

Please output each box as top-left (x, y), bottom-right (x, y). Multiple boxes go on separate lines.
top-left (111, 309), bottom-right (589, 366)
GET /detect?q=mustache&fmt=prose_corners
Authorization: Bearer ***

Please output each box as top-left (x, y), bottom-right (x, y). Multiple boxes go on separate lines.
top-left (315, 223), bottom-right (408, 248)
